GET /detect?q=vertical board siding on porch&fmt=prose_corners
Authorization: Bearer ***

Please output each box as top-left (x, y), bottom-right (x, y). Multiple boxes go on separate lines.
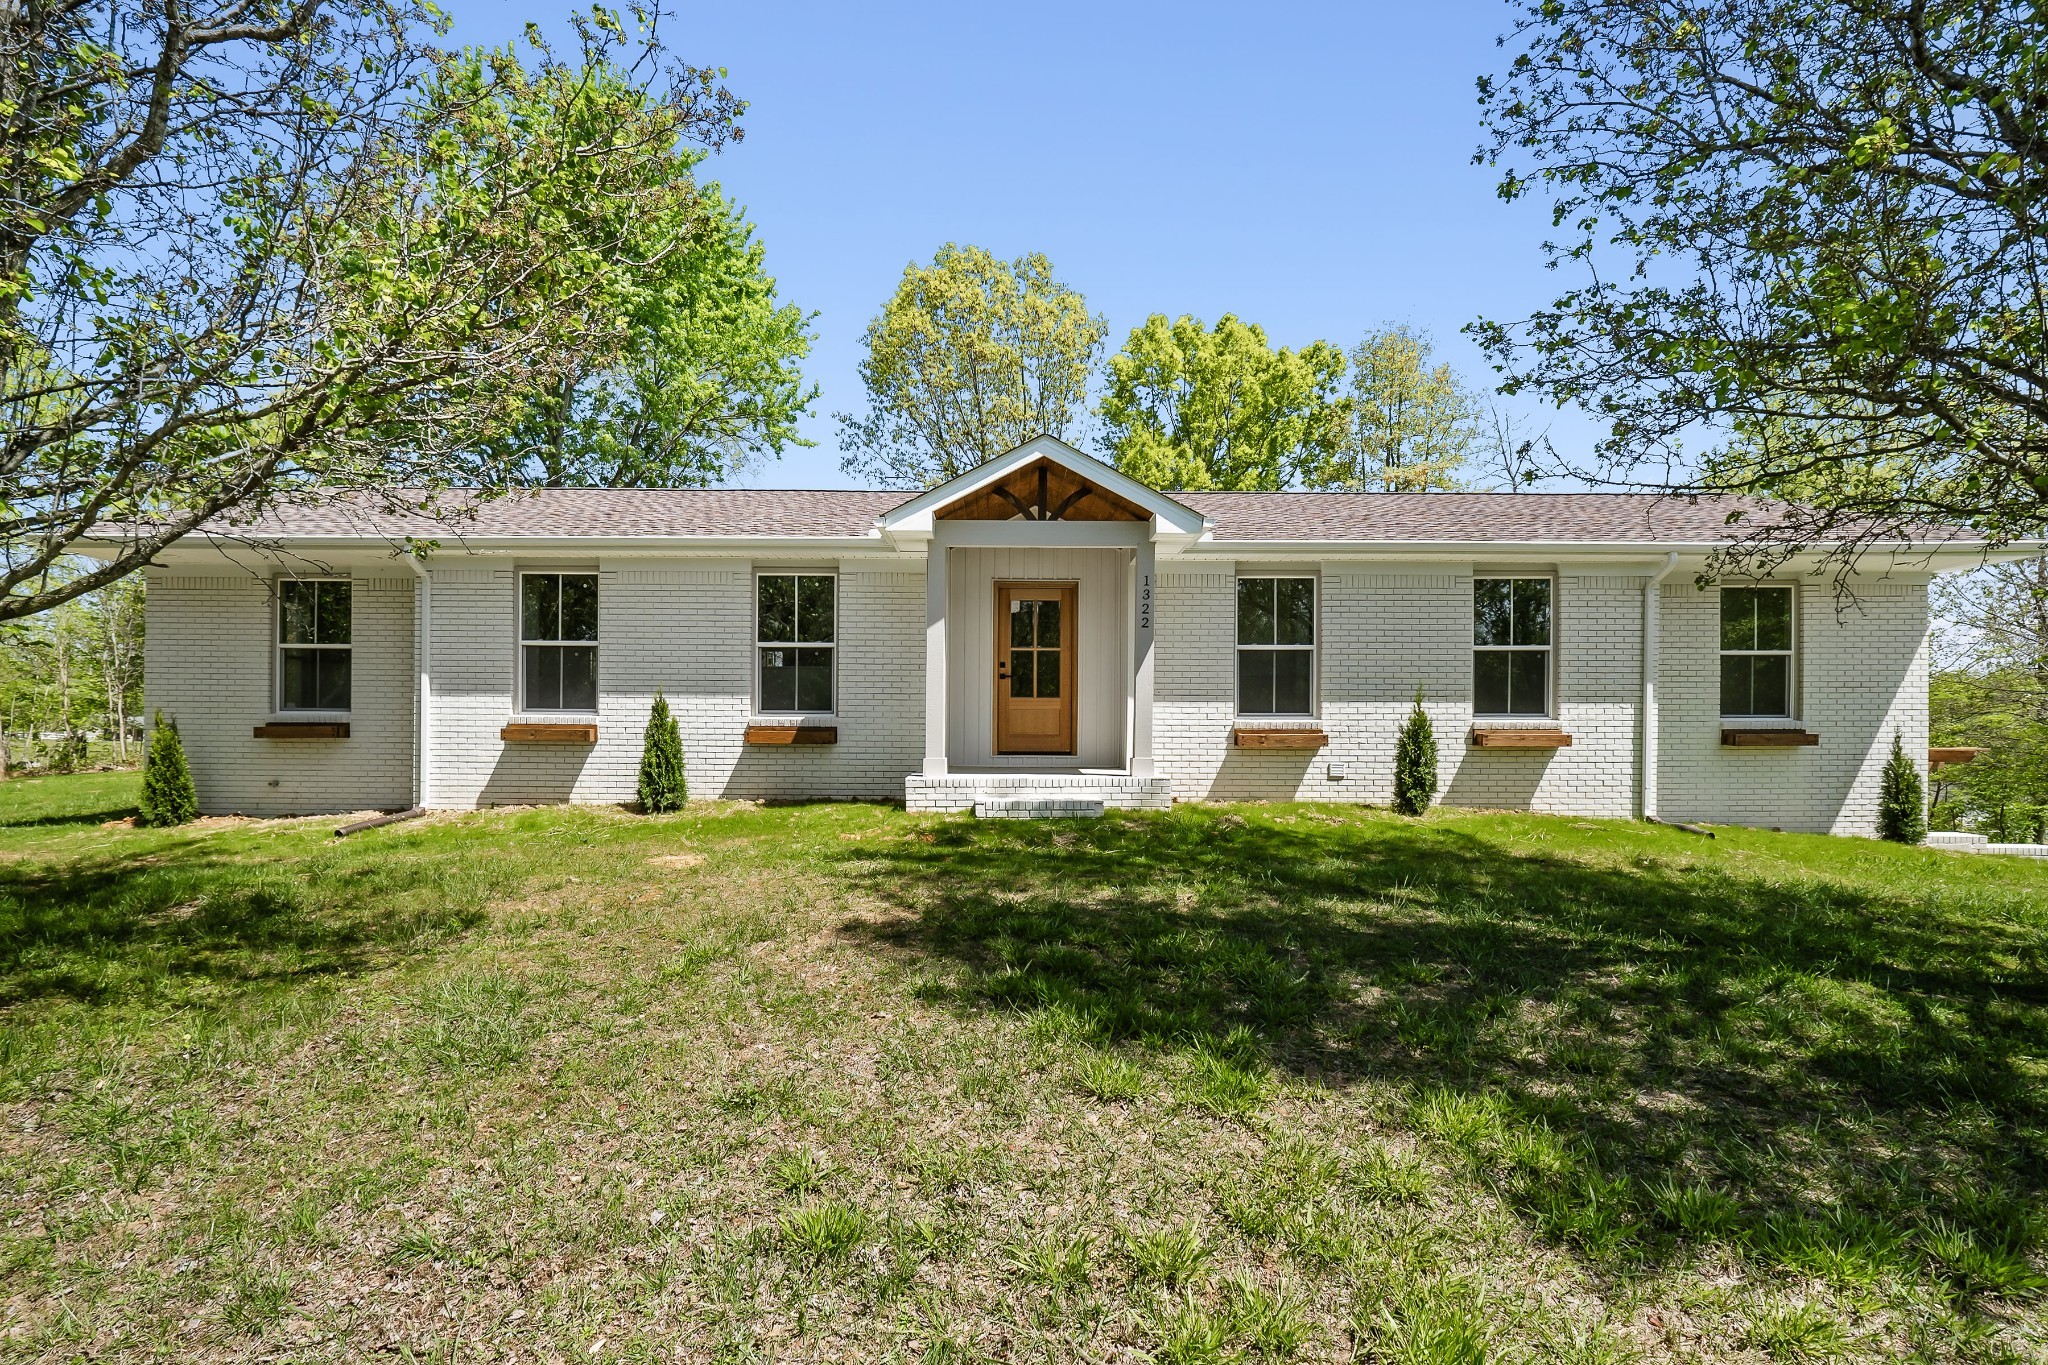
top-left (944, 547), bottom-right (1129, 770)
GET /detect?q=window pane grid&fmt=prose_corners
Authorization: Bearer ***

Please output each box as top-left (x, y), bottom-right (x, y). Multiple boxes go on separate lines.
top-left (1236, 577), bottom-right (1316, 716)
top-left (278, 580), bottom-right (352, 712)
top-left (1719, 585), bottom-right (1794, 717)
top-left (1473, 577), bottom-right (1552, 717)
top-left (521, 573), bottom-right (599, 713)
top-left (758, 574), bottom-right (835, 713)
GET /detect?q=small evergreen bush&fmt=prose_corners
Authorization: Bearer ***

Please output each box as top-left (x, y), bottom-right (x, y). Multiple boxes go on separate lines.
top-left (637, 690), bottom-right (686, 813)
top-left (1877, 730), bottom-right (1926, 844)
top-left (138, 711), bottom-right (198, 826)
top-left (1392, 687), bottom-right (1438, 816)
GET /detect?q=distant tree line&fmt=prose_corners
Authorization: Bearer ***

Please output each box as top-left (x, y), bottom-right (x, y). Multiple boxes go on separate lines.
top-left (1931, 557), bottom-right (2048, 840)
top-left (0, 577), bottom-right (144, 775)
top-left (835, 244), bottom-right (1541, 493)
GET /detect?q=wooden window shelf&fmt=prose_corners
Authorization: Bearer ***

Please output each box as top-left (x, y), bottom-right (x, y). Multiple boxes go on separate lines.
top-left (745, 724), bottom-right (838, 746)
top-left (500, 723), bottom-right (598, 743)
top-left (253, 722), bottom-right (350, 739)
top-left (1470, 728), bottom-right (1573, 749)
top-left (1232, 727), bottom-right (1328, 750)
top-left (1721, 728), bottom-right (1819, 748)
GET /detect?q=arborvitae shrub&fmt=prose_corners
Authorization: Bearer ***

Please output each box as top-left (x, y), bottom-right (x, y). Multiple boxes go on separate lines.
top-left (1392, 687), bottom-right (1438, 817)
top-left (637, 691), bottom-right (686, 813)
top-left (138, 712), bottom-right (198, 826)
top-left (1877, 730), bottom-right (1926, 844)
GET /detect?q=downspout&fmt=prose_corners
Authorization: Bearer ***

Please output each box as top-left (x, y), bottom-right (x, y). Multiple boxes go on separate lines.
top-left (406, 557), bottom-right (432, 809)
top-left (1641, 552), bottom-right (1680, 820)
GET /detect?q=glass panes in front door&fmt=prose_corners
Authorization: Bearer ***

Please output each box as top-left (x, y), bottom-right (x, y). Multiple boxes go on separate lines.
top-left (1008, 595), bottom-right (1063, 698)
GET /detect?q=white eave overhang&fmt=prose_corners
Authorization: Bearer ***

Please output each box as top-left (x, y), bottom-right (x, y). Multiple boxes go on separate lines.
top-left (101, 533), bottom-right (2031, 573)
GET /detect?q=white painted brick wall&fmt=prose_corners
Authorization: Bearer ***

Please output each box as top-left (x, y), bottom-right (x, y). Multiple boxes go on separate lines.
top-left (144, 571), bottom-right (416, 815)
top-left (1157, 569), bottom-right (1644, 817)
top-left (425, 558), bottom-right (924, 807)
top-left (145, 554), bottom-right (1928, 833)
top-left (1657, 581), bottom-right (1927, 835)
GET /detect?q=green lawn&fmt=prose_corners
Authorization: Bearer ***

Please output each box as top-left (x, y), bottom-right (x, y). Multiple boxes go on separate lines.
top-left (2, 773), bottom-right (2045, 1362)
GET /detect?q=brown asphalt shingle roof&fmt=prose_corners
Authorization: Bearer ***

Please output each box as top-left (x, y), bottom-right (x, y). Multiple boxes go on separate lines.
top-left (214, 488), bottom-right (1775, 544)
top-left (1174, 491), bottom-right (1761, 541)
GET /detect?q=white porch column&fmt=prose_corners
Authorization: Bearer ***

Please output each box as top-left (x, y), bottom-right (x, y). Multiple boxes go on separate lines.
top-left (923, 544), bottom-right (948, 776)
top-left (1131, 538), bottom-right (1156, 779)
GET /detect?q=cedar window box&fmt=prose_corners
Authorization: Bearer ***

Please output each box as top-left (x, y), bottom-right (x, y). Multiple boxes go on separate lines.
top-left (501, 723), bottom-right (599, 743)
top-left (253, 721), bottom-right (350, 739)
top-left (745, 724), bottom-right (838, 746)
top-left (1721, 728), bottom-right (1819, 748)
top-left (1470, 728), bottom-right (1573, 749)
top-left (1232, 726), bottom-right (1328, 750)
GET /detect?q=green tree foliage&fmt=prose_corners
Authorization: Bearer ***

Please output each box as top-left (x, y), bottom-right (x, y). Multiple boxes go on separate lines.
top-left (1878, 732), bottom-right (1927, 844)
top-left (1930, 556), bottom-right (2048, 840)
top-left (0, 575), bottom-right (144, 773)
top-left (638, 691), bottom-right (687, 813)
top-left (474, 134), bottom-right (815, 488)
top-left (1392, 689), bottom-right (1438, 816)
top-left (1097, 314), bottom-right (1347, 490)
top-left (1475, 0), bottom-right (2048, 556)
top-left (1304, 327), bottom-right (1473, 491)
top-left (138, 713), bottom-right (197, 827)
top-left (1, 4), bottom-right (757, 621)
top-left (1933, 672), bottom-right (2048, 841)
top-left (837, 245), bottom-right (1106, 488)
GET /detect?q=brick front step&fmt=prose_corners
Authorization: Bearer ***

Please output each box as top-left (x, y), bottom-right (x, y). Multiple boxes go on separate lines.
top-left (905, 772), bottom-right (1173, 814)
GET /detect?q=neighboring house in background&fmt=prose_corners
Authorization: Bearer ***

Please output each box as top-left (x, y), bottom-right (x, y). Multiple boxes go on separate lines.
top-left (93, 438), bottom-right (2019, 832)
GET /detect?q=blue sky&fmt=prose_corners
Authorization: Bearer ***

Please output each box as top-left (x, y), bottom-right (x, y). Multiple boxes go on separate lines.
top-left (453, 1), bottom-right (1596, 488)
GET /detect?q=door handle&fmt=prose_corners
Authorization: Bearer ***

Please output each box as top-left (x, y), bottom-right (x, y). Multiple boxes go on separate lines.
top-left (998, 660), bottom-right (1011, 680)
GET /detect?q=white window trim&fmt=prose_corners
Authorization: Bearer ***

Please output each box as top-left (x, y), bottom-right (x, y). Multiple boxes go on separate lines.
top-left (1472, 575), bottom-right (1557, 722)
top-left (1234, 574), bottom-right (1319, 719)
top-left (275, 575), bottom-right (353, 716)
top-left (517, 569), bottom-right (601, 716)
top-left (754, 570), bottom-right (838, 718)
top-left (1718, 581), bottom-right (1799, 722)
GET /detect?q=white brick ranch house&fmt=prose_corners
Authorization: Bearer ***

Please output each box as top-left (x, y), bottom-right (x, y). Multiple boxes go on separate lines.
top-left (111, 437), bottom-right (2006, 832)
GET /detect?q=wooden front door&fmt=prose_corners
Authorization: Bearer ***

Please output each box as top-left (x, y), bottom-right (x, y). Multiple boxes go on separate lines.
top-left (996, 582), bottom-right (1077, 755)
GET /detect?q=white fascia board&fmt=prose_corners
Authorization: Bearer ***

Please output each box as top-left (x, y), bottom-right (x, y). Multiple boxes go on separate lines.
top-left (875, 436), bottom-right (1210, 539)
top-left (930, 520), bottom-right (1150, 549)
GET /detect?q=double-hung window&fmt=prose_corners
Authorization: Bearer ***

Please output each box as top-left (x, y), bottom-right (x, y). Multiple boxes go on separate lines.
top-left (1236, 577), bottom-right (1316, 715)
top-left (1473, 577), bottom-right (1552, 716)
top-left (521, 572), bottom-right (598, 711)
top-left (278, 579), bottom-right (351, 711)
top-left (757, 573), bottom-right (835, 713)
top-left (1720, 585), bottom-right (1794, 717)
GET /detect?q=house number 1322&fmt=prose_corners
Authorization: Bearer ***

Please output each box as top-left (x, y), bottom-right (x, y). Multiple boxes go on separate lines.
top-left (1140, 574), bottom-right (1152, 631)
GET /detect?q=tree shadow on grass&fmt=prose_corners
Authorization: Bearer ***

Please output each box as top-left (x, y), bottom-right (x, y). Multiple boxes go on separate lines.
top-left (841, 805), bottom-right (2048, 1291)
top-left (0, 836), bottom-right (489, 1010)
top-left (0, 804), bottom-right (139, 830)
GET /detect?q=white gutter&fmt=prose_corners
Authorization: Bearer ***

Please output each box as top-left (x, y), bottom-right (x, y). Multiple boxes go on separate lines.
top-left (1641, 552), bottom-right (1681, 820)
top-left (404, 556), bottom-right (432, 809)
